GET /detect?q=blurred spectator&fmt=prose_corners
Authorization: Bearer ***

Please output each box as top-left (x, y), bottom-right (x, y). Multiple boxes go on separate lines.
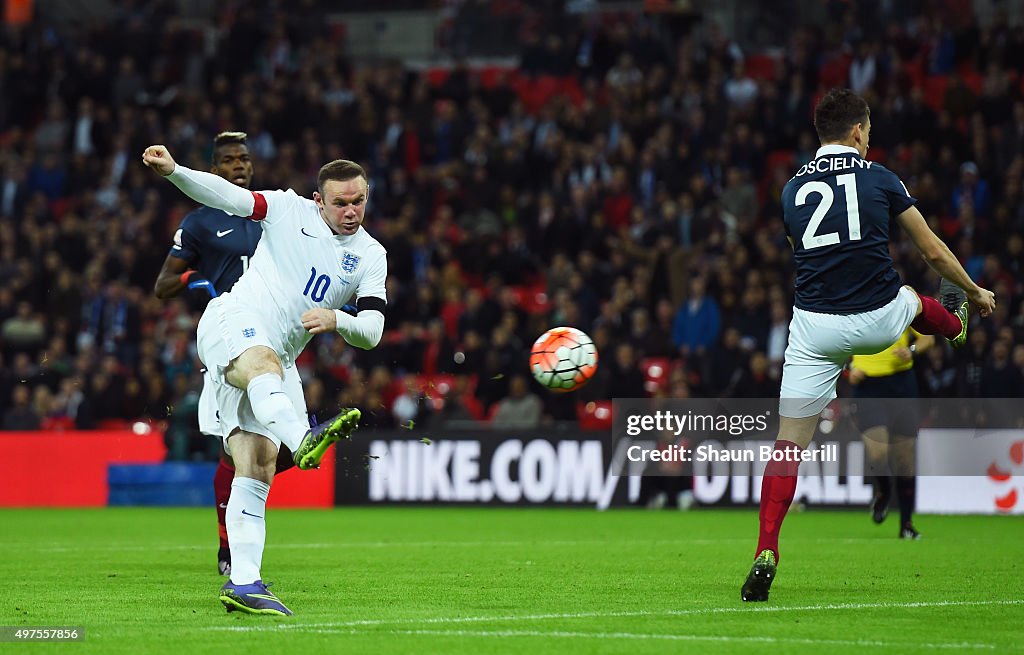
top-left (720, 167), bottom-right (757, 227)
top-left (1, 301), bottom-right (45, 355)
top-left (491, 375), bottom-right (543, 429)
top-left (428, 375), bottom-right (483, 428)
top-left (606, 343), bottom-right (647, 398)
top-left (980, 339), bottom-right (1022, 398)
top-left (848, 41), bottom-right (877, 93)
top-left (765, 301), bottom-right (789, 376)
top-left (672, 277), bottom-right (721, 359)
top-left (724, 61), bottom-right (758, 110)
top-left (732, 352), bottom-right (779, 398)
top-left (606, 53), bottom-right (643, 92)
top-left (951, 161), bottom-right (991, 219)
top-left (3, 385), bottom-right (40, 430)
top-left (710, 328), bottom-right (747, 396)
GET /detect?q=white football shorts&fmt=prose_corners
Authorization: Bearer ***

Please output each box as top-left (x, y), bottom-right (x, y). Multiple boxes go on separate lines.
top-left (196, 298), bottom-right (309, 452)
top-left (779, 285), bottom-right (920, 418)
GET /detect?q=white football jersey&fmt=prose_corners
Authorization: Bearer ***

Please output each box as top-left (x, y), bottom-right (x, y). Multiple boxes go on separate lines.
top-left (218, 188), bottom-right (387, 363)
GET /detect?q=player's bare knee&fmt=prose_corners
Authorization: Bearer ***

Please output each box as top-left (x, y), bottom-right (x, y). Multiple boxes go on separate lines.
top-left (225, 346), bottom-right (284, 388)
top-left (777, 415), bottom-right (818, 449)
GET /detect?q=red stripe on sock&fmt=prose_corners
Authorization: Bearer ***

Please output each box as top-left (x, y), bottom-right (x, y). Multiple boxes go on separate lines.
top-left (911, 294), bottom-right (962, 339)
top-left (756, 440), bottom-right (802, 562)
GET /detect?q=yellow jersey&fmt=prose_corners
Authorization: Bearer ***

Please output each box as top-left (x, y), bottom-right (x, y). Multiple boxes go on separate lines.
top-left (850, 328), bottom-right (920, 377)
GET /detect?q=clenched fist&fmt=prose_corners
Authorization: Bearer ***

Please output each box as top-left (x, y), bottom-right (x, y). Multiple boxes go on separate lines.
top-left (142, 145), bottom-right (177, 176)
top-left (968, 286), bottom-right (996, 318)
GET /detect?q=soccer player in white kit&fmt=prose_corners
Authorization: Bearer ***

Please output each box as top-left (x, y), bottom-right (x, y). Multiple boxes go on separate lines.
top-left (143, 144), bottom-right (387, 616)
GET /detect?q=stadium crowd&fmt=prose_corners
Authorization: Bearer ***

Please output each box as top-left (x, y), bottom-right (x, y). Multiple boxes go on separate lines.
top-left (1, 1), bottom-right (1023, 443)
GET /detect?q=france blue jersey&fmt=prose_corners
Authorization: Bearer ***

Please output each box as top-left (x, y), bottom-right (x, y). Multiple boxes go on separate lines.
top-left (169, 206), bottom-right (262, 294)
top-left (781, 145), bottom-right (917, 314)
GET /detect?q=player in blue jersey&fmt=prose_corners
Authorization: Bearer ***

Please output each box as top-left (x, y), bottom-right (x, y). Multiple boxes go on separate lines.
top-left (155, 132), bottom-right (262, 301)
top-left (153, 132), bottom-right (294, 578)
top-left (741, 89), bottom-right (996, 602)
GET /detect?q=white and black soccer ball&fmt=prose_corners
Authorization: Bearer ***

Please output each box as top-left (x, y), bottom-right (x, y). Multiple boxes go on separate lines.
top-left (529, 327), bottom-right (599, 392)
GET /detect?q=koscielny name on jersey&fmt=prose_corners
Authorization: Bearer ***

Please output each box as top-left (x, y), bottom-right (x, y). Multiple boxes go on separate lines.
top-left (795, 157), bottom-right (874, 177)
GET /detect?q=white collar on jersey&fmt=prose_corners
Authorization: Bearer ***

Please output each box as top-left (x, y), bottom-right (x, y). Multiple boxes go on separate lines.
top-left (815, 144), bottom-right (860, 157)
top-left (331, 226), bottom-right (362, 243)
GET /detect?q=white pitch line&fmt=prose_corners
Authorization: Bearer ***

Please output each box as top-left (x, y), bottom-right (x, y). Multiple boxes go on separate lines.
top-left (355, 628), bottom-right (1000, 650)
top-left (30, 539), bottom-right (748, 553)
top-left (28, 536), bottom-right (900, 553)
top-left (205, 598), bottom-right (1024, 632)
top-left (34, 540), bottom-right (737, 556)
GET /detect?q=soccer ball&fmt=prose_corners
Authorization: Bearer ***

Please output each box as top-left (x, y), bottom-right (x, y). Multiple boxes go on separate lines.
top-left (529, 327), bottom-right (599, 392)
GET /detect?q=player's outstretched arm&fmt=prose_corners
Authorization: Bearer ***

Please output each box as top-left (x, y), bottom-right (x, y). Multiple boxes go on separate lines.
top-left (142, 144), bottom-right (256, 218)
top-left (896, 206), bottom-right (996, 316)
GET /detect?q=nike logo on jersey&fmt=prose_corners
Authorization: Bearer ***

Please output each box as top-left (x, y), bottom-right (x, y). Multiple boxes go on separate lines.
top-left (219, 503), bottom-right (228, 509)
top-left (216, 229), bottom-right (235, 237)
top-left (301, 227), bottom-right (317, 238)
top-left (241, 509), bottom-right (264, 519)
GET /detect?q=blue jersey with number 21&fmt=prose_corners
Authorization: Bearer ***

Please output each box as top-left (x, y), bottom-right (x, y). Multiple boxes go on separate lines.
top-left (781, 144), bottom-right (917, 315)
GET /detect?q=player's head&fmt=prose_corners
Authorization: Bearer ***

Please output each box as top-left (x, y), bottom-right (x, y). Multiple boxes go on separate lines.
top-left (314, 159), bottom-right (369, 237)
top-left (813, 88), bottom-right (871, 157)
top-left (211, 131), bottom-right (254, 188)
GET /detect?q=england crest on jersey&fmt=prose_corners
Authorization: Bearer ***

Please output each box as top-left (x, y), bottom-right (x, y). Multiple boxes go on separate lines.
top-left (341, 252), bottom-right (361, 274)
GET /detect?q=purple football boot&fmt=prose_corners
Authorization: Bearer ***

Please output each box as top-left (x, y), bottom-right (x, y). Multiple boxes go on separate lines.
top-left (219, 579), bottom-right (293, 616)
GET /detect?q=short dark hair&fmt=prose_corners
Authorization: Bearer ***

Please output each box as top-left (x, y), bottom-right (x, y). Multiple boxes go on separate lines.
top-left (813, 89), bottom-right (870, 143)
top-left (317, 159), bottom-right (368, 193)
top-left (211, 131), bottom-right (248, 162)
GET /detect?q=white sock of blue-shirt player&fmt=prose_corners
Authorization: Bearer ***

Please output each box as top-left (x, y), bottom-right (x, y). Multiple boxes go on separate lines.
top-left (246, 372), bottom-right (308, 453)
top-left (227, 477), bottom-right (270, 585)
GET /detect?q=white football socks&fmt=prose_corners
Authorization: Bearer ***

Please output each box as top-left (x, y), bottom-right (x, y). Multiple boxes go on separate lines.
top-left (246, 373), bottom-right (309, 453)
top-left (227, 477), bottom-right (271, 585)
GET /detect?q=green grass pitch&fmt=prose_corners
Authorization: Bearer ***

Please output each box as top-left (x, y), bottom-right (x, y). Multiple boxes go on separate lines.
top-left (1, 507), bottom-right (1022, 654)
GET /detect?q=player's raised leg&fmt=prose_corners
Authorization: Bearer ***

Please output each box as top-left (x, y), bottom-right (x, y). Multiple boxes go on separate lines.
top-left (907, 283), bottom-right (969, 348)
top-left (293, 407), bottom-right (361, 470)
top-left (218, 430), bottom-right (292, 616)
top-left (226, 346), bottom-right (360, 469)
top-left (937, 279), bottom-right (969, 347)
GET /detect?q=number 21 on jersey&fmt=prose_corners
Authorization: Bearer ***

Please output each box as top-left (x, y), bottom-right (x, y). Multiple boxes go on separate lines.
top-left (796, 173), bottom-right (861, 249)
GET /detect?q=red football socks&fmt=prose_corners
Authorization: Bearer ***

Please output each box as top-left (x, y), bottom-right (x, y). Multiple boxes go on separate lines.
top-left (214, 459), bottom-right (235, 549)
top-left (911, 294), bottom-right (962, 340)
top-left (756, 440), bottom-right (803, 561)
